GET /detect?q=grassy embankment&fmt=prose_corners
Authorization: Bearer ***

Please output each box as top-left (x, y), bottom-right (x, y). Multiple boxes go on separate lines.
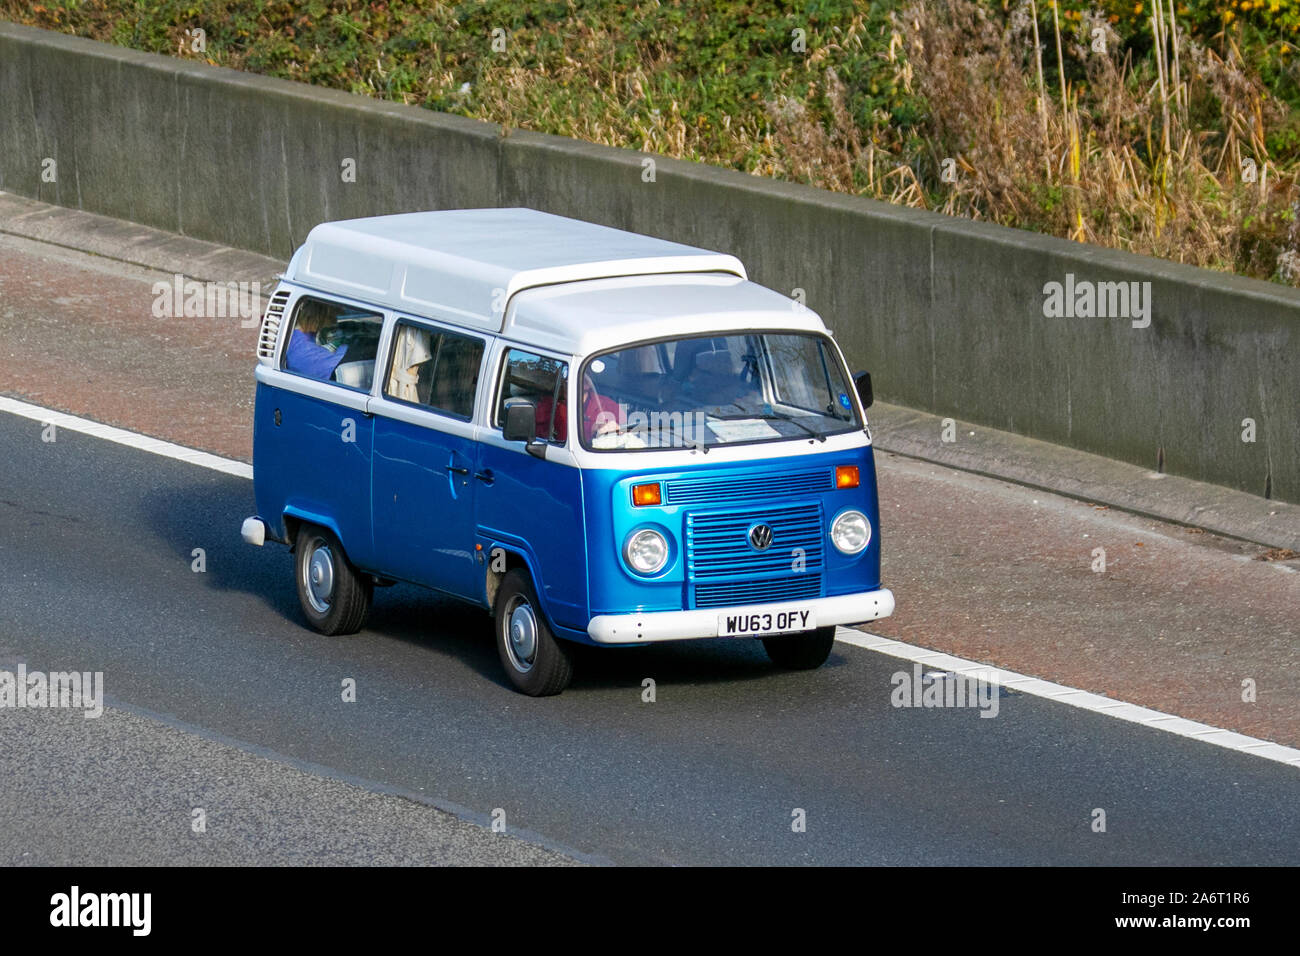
top-left (6, 0), bottom-right (1300, 284)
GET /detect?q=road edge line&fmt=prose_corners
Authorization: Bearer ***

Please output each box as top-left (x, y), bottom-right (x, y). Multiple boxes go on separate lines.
top-left (836, 627), bottom-right (1300, 770)
top-left (0, 395), bottom-right (252, 479)
top-left (5, 395), bottom-right (1295, 772)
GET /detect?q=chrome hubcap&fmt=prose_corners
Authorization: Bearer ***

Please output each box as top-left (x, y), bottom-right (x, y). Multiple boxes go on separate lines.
top-left (506, 599), bottom-right (538, 672)
top-left (305, 542), bottom-right (335, 614)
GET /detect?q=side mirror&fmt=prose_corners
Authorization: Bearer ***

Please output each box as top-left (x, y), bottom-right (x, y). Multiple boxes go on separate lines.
top-left (853, 371), bottom-right (874, 410)
top-left (503, 399), bottom-right (537, 442)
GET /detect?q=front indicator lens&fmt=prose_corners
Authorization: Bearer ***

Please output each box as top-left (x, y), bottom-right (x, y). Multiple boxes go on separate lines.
top-left (830, 510), bottom-right (871, 554)
top-left (632, 482), bottom-right (662, 506)
top-left (835, 465), bottom-right (860, 489)
top-left (623, 528), bottom-right (668, 574)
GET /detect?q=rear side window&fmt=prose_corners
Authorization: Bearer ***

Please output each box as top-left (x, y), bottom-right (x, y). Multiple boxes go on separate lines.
top-left (496, 348), bottom-right (569, 444)
top-left (384, 321), bottom-right (484, 420)
top-left (282, 296), bottom-right (383, 391)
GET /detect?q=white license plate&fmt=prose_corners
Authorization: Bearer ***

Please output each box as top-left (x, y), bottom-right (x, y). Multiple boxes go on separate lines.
top-left (717, 607), bottom-right (817, 637)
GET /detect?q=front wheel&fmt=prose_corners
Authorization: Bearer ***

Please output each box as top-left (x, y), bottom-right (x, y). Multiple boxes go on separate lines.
top-left (294, 524), bottom-right (373, 635)
top-left (762, 626), bottom-right (836, 670)
top-left (494, 569), bottom-right (573, 696)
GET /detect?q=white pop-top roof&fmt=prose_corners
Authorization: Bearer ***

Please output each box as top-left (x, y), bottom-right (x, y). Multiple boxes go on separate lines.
top-left (507, 272), bottom-right (829, 356)
top-left (285, 207), bottom-right (748, 332)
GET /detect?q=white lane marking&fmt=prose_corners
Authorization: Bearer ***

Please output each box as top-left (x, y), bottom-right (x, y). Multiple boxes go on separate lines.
top-left (0, 395), bottom-right (252, 479)
top-left (3, 396), bottom-right (1295, 771)
top-left (837, 629), bottom-right (1300, 770)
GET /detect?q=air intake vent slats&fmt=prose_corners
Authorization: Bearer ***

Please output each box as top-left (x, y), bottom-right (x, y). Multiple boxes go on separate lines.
top-left (694, 575), bottom-right (822, 609)
top-left (685, 502), bottom-right (827, 608)
top-left (256, 289), bottom-right (291, 365)
top-left (665, 469), bottom-right (831, 506)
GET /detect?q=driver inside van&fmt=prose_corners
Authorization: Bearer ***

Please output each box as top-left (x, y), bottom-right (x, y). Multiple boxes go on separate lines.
top-left (535, 373), bottom-right (620, 444)
top-left (286, 300), bottom-right (349, 380)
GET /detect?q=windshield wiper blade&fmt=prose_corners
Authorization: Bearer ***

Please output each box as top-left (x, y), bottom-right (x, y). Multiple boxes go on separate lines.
top-left (761, 410), bottom-right (826, 442)
top-left (669, 411), bottom-right (710, 452)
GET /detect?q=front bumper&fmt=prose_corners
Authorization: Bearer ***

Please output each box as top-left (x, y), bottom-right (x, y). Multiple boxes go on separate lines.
top-left (587, 588), bottom-right (895, 644)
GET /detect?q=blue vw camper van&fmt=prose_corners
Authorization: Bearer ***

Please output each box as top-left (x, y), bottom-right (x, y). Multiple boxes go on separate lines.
top-left (242, 209), bottom-right (894, 694)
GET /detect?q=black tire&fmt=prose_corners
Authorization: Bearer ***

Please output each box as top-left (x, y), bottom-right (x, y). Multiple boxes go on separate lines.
top-left (762, 626), bottom-right (836, 670)
top-left (294, 524), bottom-right (373, 636)
top-left (494, 568), bottom-right (573, 696)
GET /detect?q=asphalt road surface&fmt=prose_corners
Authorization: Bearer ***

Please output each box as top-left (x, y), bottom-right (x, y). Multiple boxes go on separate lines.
top-left (4, 222), bottom-right (1297, 751)
top-left (1, 413), bottom-right (1296, 865)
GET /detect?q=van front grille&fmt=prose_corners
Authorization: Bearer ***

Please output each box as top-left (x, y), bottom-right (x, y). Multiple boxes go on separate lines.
top-left (686, 503), bottom-right (825, 580)
top-left (694, 575), bottom-right (822, 609)
top-left (685, 502), bottom-right (825, 609)
top-left (665, 469), bottom-right (831, 506)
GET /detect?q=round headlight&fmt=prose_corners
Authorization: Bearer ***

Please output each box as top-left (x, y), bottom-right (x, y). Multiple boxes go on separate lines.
top-left (830, 510), bottom-right (871, 554)
top-left (623, 528), bottom-right (668, 574)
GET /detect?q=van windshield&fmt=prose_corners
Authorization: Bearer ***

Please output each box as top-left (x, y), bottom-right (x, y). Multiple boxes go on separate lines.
top-left (578, 332), bottom-right (861, 451)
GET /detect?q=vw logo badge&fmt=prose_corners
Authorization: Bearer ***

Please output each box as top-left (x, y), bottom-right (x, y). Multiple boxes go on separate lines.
top-left (748, 523), bottom-right (774, 551)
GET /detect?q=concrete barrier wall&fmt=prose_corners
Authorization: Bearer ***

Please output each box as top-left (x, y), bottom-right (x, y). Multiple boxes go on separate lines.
top-left (2, 22), bottom-right (1296, 503)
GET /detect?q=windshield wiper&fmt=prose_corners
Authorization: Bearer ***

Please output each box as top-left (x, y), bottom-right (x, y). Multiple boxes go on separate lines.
top-left (667, 411), bottom-right (710, 453)
top-left (760, 410), bottom-right (826, 442)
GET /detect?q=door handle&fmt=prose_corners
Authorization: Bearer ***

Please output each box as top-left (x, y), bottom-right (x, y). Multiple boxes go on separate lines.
top-left (474, 469), bottom-right (495, 484)
top-left (446, 465), bottom-right (470, 476)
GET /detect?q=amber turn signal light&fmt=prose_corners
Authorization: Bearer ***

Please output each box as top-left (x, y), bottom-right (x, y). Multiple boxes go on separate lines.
top-left (632, 482), bottom-right (662, 506)
top-left (835, 465), bottom-right (860, 489)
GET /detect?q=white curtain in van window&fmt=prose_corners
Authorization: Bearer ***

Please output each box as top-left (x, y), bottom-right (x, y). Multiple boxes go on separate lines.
top-left (390, 326), bottom-right (435, 402)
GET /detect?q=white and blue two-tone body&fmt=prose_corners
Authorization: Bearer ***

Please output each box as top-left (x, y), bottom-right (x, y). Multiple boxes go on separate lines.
top-left (244, 208), bottom-right (894, 694)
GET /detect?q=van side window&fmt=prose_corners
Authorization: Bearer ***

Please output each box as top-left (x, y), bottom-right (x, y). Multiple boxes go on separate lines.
top-left (283, 296), bottom-right (383, 391)
top-left (496, 348), bottom-right (569, 444)
top-left (384, 322), bottom-right (484, 419)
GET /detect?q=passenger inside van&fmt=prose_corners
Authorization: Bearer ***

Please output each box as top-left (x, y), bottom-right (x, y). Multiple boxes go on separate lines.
top-left (286, 299), bottom-right (349, 381)
top-left (388, 325), bottom-right (434, 403)
top-left (386, 324), bottom-right (482, 417)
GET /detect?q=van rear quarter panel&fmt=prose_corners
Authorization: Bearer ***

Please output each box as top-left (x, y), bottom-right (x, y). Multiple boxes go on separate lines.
top-left (253, 380), bottom-right (375, 568)
top-left (581, 443), bottom-right (883, 619)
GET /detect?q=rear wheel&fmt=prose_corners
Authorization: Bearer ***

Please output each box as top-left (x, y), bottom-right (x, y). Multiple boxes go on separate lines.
top-left (762, 626), bottom-right (836, 670)
top-left (494, 569), bottom-right (573, 696)
top-left (294, 524), bottom-right (373, 635)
